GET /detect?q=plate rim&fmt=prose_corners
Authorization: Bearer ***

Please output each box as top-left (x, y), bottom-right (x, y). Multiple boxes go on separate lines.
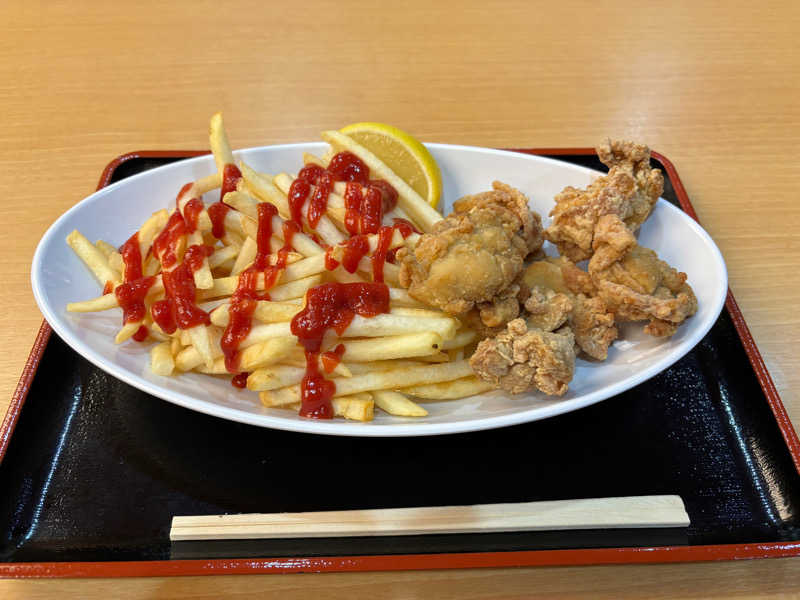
top-left (30, 143), bottom-right (728, 437)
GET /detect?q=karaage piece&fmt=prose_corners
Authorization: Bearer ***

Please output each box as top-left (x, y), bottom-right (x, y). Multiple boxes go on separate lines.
top-left (588, 214), bottom-right (697, 337)
top-left (469, 318), bottom-right (575, 395)
top-left (544, 140), bottom-right (664, 261)
top-left (522, 258), bottom-right (617, 360)
top-left (570, 294), bottom-right (618, 360)
top-left (523, 285), bottom-right (572, 332)
top-left (398, 181), bottom-right (544, 315)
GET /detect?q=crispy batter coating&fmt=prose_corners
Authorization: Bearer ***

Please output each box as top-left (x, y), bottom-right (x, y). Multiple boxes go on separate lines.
top-left (522, 258), bottom-right (618, 360)
top-left (469, 318), bottom-right (575, 395)
top-left (544, 140), bottom-right (664, 261)
top-left (524, 286), bottom-right (573, 332)
top-left (570, 294), bottom-right (618, 359)
top-left (397, 181), bottom-right (543, 315)
top-left (588, 214), bottom-right (698, 336)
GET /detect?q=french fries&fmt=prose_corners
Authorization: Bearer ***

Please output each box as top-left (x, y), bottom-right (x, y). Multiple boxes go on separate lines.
top-left (65, 113), bottom-right (492, 422)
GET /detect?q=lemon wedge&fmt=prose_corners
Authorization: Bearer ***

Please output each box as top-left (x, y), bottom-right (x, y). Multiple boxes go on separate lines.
top-left (339, 122), bottom-right (442, 209)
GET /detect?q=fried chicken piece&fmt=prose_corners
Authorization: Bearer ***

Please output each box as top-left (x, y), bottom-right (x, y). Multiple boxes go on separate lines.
top-left (397, 181), bottom-right (544, 315)
top-left (588, 214), bottom-right (698, 337)
top-left (544, 140), bottom-right (664, 261)
top-left (521, 258), bottom-right (618, 360)
top-left (570, 294), bottom-right (618, 359)
top-left (523, 285), bottom-right (573, 332)
top-left (469, 318), bottom-right (576, 395)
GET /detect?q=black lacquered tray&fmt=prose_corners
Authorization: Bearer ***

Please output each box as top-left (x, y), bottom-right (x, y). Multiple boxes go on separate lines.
top-left (1, 150), bottom-right (799, 577)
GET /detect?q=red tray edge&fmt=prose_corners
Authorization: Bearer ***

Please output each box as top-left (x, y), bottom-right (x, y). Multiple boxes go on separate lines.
top-left (3, 147), bottom-right (798, 578)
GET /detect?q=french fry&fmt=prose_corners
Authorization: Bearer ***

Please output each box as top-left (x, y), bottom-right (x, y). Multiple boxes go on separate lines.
top-left (260, 360), bottom-right (473, 405)
top-left (345, 360), bottom-right (431, 375)
top-left (388, 288), bottom-right (425, 307)
top-left (188, 230), bottom-right (214, 290)
top-left (247, 365), bottom-right (305, 391)
top-left (210, 299), bottom-right (302, 327)
top-left (332, 394), bottom-right (374, 421)
top-left (197, 273), bottom-right (320, 302)
top-left (439, 330), bottom-right (477, 350)
top-left (399, 376), bottom-right (495, 400)
top-left (335, 332), bottom-right (442, 362)
top-left (208, 244), bottom-right (240, 270)
top-left (66, 276), bottom-right (166, 313)
top-left (115, 321), bottom-right (142, 344)
top-left (231, 236), bottom-right (257, 275)
top-left (108, 251), bottom-right (124, 274)
top-left (237, 337), bottom-right (298, 371)
top-left (247, 358), bottom-right (350, 391)
top-left (67, 230), bottom-right (121, 288)
top-left (188, 325), bottom-right (215, 369)
top-left (259, 390), bottom-right (374, 422)
top-left (209, 112), bottom-right (235, 171)
top-left (150, 342), bottom-right (175, 376)
top-left (95, 239), bottom-right (117, 258)
top-left (241, 312), bottom-right (457, 351)
top-left (66, 293), bottom-right (121, 313)
top-left (170, 335), bottom-right (182, 356)
top-left (372, 390), bottom-right (428, 417)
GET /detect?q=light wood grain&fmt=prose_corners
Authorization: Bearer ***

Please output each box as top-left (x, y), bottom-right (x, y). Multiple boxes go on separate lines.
top-left (170, 496), bottom-right (689, 540)
top-left (0, 0), bottom-right (798, 597)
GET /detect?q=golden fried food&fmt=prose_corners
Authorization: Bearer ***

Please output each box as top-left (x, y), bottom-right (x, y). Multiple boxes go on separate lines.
top-left (470, 318), bottom-right (576, 395)
top-left (544, 140), bottom-right (664, 261)
top-left (397, 181), bottom-right (543, 316)
top-left (522, 258), bottom-right (617, 360)
top-left (588, 214), bottom-right (697, 337)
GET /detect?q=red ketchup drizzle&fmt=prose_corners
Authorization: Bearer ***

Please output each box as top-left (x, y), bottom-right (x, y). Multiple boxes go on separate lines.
top-left (287, 177), bottom-right (311, 226)
top-left (327, 152), bottom-right (369, 183)
top-left (359, 186), bottom-right (383, 235)
top-left (321, 343), bottom-right (346, 374)
top-left (291, 282), bottom-right (390, 418)
top-left (307, 171), bottom-right (333, 229)
top-left (208, 201), bottom-right (230, 239)
top-left (371, 226), bottom-right (395, 283)
top-left (392, 217), bottom-right (420, 237)
top-left (150, 210), bottom-right (209, 334)
top-left (343, 182), bottom-right (363, 236)
top-left (120, 232), bottom-right (144, 281)
top-left (342, 179), bottom-right (399, 236)
top-left (221, 163), bottom-right (242, 199)
top-left (116, 276), bottom-right (156, 325)
top-left (220, 204), bottom-right (297, 374)
top-left (340, 235), bottom-right (370, 273)
top-left (231, 372), bottom-right (250, 389)
top-left (204, 163), bottom-right (242, 240)
top-left (102, 281), bottom-right (113, 295)
top-left (152, 211), bottom-right (188, 269)
top-left (183, 197), bottom-right (204, 233)
top-left (151, 263), bottom-right (210, 334)
top-left (114, 231), bottom-right (154, 339)
top-left (324, 247), bottom-right (339, 271)
top-left (288, 153), bottom-right (379, 235)
top-left (385, 218), bottom-right (420, 265)
top-left (368, 179), bottom-right (399, 213)
top-left (185, 244), bottom-right (214, 272)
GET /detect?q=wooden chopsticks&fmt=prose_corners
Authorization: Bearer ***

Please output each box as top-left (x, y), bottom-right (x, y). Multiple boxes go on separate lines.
top-left (170, 495), bottom-right (689, 541)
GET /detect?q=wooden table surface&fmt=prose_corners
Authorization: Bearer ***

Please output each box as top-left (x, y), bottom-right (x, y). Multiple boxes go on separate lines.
top-left (1, 0), bottom-right (798, 597)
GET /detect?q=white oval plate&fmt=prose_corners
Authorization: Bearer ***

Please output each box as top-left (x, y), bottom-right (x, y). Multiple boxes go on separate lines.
top-left (32, 143), bottom-right (727, 437)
